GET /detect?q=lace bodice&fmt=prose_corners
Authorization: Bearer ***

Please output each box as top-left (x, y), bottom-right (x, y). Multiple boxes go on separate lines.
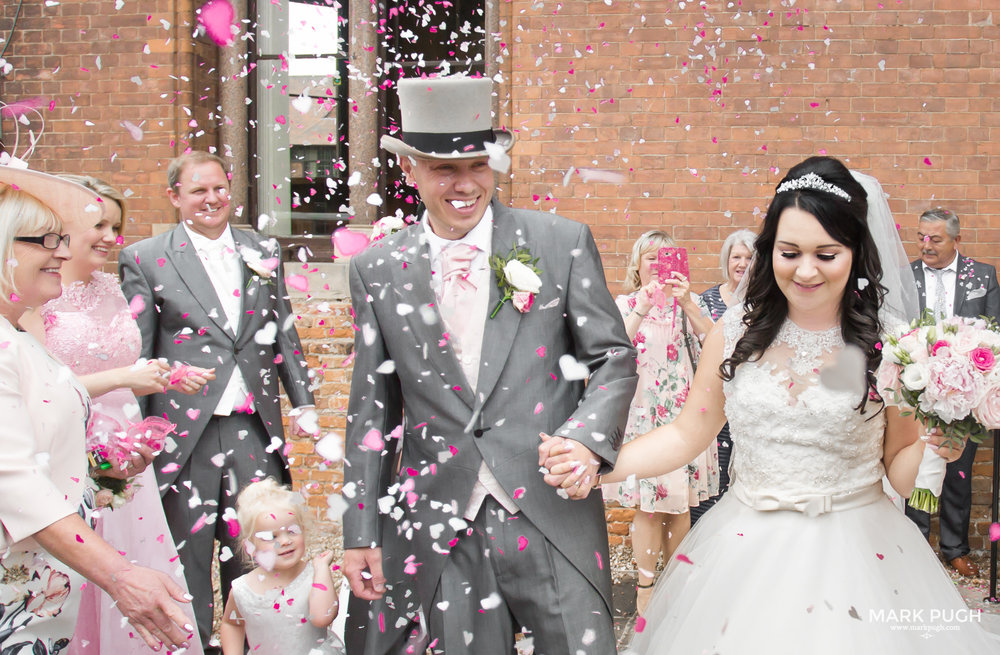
top-left (41, 272), bottom-right (141, 374)
top-left (722, 307), bottom-right (885, 496)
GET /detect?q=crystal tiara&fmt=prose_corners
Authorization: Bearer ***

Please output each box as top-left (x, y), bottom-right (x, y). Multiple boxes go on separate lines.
top-left (775, 172), bottom-right (852, 202)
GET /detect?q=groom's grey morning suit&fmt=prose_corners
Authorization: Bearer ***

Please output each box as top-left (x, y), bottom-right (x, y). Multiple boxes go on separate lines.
top-left (343, 200), bottom-right (637, 654)
top-left (119, 224), bottom-right (314, 647)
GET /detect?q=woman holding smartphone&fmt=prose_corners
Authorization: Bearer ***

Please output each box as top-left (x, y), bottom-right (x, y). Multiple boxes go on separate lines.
top-left (601, 230), bottom-right (717, 615)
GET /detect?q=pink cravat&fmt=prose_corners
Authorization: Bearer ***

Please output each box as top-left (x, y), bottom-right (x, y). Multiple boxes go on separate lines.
top-left (438, 244), bottom-right (480, 384)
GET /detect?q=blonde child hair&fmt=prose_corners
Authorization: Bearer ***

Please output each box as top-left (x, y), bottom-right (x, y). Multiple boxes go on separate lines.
top-left (236, 478), bottom-right (308, 566)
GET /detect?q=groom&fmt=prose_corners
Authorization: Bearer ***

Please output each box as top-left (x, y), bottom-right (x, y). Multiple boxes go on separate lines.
top-left (342, 76), bottom-right (637, 654)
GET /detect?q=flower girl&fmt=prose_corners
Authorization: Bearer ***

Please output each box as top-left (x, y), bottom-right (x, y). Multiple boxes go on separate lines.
top-left (221, 479), bottom-right (345, 655)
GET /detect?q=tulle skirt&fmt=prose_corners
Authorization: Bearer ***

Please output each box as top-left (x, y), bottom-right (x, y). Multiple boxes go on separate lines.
top-left (624, 488), bottom-right (999, 654)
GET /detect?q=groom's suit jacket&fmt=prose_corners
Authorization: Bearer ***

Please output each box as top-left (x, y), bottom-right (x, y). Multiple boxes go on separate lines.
top-left (119, 224), bottom-right (315, 492)
top-left (343, 201), bottom-right (638, 619)
top-left (910, 255), bottom-right (1000, 321)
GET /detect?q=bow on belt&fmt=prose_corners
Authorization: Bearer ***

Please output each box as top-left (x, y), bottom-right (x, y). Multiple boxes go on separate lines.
top-left (732, 482), bottom-right (883, 518)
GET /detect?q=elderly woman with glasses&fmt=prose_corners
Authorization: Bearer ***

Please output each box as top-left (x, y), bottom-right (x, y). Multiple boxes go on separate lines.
top-left (0, 166), bottom-right (193, 653)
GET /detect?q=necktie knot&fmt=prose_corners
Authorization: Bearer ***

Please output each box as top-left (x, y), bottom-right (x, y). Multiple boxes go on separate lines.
top-left (440, 243), bottom-right (479, 284)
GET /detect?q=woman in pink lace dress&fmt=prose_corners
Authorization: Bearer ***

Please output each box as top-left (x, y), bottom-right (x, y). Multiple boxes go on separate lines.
top-left (23, 176), bottom-right (213, 654)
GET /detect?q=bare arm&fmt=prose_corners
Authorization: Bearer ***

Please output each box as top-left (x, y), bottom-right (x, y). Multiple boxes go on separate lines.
top-left (308, 551), bottom-right (339, 628)
top-left (34, 513), bottom-right (192, 651)
top-left (548, 321), bottom-right (728, 485)
top-left (219, 592), bottom-right (247, 655)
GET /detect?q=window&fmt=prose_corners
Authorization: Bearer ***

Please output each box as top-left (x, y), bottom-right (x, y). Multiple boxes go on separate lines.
top-left (254, 0), bottom-right (348, 237)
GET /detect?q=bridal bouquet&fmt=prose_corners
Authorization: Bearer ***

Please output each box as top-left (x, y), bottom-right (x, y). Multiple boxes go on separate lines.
top-left (879, 312), bottom-right (1000, 512)
top-left (88, 415), bottom-right (176, 510)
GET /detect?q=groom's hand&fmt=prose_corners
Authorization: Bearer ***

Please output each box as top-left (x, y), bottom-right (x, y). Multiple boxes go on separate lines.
top-left (538, 433), bottom-right (601, 500)
top-left (344, 546), bottom-right (386, 601)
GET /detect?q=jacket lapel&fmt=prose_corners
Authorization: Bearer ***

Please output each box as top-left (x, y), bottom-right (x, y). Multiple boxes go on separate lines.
top-left (166, 226), bottom-right (235, 340)
top-left (911, 261), bottom-right (927, 312)
top-left (232, 228), bottom-right (265, 343)
top-left (395, 227), bottom-right (476, 409)
top-left (953, 255), bottom-right (972, 315)
top-left (473, 203), bottom-right (523, 407)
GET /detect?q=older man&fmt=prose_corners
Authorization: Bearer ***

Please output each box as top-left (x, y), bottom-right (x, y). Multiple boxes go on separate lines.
top-left (906, 207), bottom-right (1000, 577)
top-left (119, 151), bottom-right (316, 652)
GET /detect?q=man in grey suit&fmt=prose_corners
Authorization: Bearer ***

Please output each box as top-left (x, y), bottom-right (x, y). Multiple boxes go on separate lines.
top-left (342, 76), bottom-right (637, 654)
top-left (119, 151), bottom-right (316, 653)
top-left (905, 207), bottom-right (1000, 578)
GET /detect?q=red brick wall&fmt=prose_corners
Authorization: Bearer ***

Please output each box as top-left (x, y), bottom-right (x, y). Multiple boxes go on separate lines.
top-left (1, 0), bottom-right (215, 239)
top-left (503, 0), bottom-right (999, 554)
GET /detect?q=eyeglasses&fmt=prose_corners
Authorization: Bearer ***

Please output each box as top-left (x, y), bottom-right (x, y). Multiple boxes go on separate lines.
top-left (14, 233), bottom-right (71, 250)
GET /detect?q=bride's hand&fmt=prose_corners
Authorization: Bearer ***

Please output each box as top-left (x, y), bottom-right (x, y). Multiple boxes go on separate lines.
top-left (924, 428), bottom-right (965, 463)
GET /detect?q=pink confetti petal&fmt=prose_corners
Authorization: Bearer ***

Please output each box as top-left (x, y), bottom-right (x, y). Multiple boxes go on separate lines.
top-left (361, 429), bottom-right (384, 451)
top-left (186, 408), bottom-right (201, 421)
top-left (675, 553), bottom-right (693, 564)
top-left (635, 616), bottom-right (647, 633)
top-left (197, 0), bottom-right (236, 47)
top-left (990, 523), bottom-right (1000, 542)
top-left (923, 157), bottom-right (933, 166)
top-left (190, 513), bottom-right (208, 534)
top-left (160, 462), bottom-right (181, 474)
top-left (533, 402), bottom-right (543, 415)
top-left (517, 535), bottom-right (529, 551)
top-left (332, 228), bottom-right (370, 256)
top-left (535, 346), bottom-right (546, 357)
top-left (285, 274), bottom-right (309, 292)
top-left (128, 295), bottom-right (146, 319)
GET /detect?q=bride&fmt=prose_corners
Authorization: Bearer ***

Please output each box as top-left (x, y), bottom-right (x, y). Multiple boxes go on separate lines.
top-left (541, 156), bottom-right (998, 653)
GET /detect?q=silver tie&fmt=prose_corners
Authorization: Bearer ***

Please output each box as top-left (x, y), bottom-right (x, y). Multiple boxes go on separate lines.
top-left (931, 268), bottom-right (947, 319)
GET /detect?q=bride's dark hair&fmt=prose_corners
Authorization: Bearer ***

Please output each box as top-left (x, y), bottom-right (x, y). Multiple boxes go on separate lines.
top-left (720, 156), bottom-right (886, 411)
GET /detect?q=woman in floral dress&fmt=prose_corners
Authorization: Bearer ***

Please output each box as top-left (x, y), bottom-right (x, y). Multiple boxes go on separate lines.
top-left (602, 230), bottom-right (718, 615)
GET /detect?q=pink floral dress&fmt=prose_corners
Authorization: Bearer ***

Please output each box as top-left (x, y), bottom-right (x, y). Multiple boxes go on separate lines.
top-left (41, 272), bottom-right (202, 655)
top-left (602, 292), bottom-right (719, 514)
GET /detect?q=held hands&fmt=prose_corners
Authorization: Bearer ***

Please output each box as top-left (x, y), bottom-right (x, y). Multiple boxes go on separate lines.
top-left (343, 546), bottom-right (386, 601)
top-left (538, 433), bottom-right (602, 500)
top-left (108, 565), bottom-right (194, 652)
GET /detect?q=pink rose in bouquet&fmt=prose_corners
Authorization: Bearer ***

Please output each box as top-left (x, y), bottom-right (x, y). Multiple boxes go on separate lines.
top-left (971, 347), bottom-right (996, 373)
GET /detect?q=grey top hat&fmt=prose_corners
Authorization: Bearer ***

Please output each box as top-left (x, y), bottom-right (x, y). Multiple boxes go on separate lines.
top-left (380, 75), bottom-right (515, 160)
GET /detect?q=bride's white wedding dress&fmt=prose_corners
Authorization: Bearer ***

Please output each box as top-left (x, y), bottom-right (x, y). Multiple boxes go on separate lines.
top-left (625, 307), bottom-right (999, 654)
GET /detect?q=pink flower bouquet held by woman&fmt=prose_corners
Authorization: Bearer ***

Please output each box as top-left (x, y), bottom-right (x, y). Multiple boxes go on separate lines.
top-left (880, 311), bottom-right (1000, 511)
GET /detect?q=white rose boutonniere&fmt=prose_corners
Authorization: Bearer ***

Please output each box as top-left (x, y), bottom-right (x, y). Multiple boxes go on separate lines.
top-left (240, 247), bottom-right (278, 284)
top-left (490, 245), bottom-right (542, 318)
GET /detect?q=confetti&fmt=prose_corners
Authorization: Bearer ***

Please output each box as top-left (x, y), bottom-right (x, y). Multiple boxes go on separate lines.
top-left (197, 0), bottom-right (236, 47)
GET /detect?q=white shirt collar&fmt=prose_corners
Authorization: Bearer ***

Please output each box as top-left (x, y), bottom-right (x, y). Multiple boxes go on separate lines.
top-left (182, 223), bottom-right (235, 252)
top-left (422, 205), bottom-right (494, 260)
top-left (923, 252), bottom-right (959, 276)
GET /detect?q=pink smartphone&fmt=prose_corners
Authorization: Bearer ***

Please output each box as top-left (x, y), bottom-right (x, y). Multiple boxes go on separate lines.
top-left (657, 247), bottom-right (689, 284)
